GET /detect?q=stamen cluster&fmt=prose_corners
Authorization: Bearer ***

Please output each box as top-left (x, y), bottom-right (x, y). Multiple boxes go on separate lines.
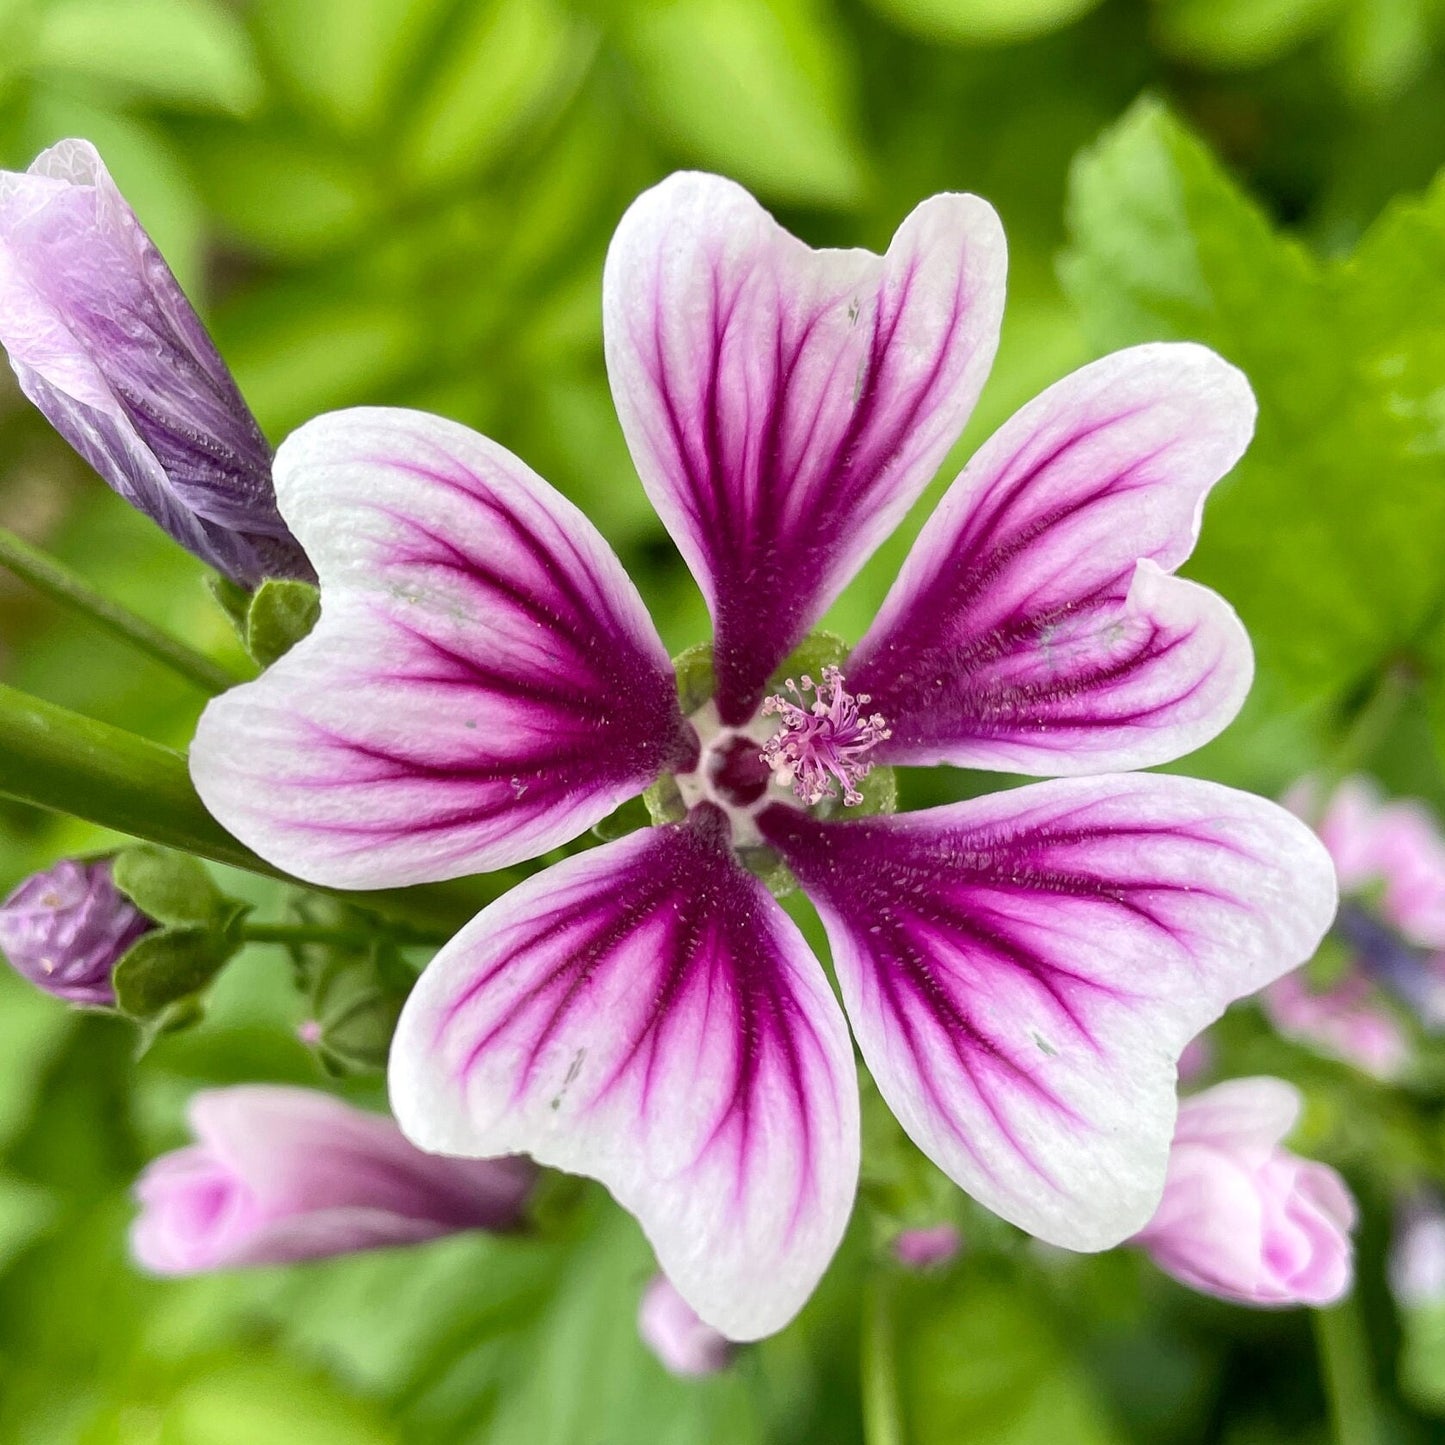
top-left (760, 666), bottom-right (891, 807)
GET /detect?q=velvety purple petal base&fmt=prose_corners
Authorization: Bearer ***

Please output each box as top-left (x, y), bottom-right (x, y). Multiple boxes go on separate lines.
top-left (848, 344), bottom-right (1255, 774)
top-left (760, 775), bottom-right (1336, 1249)
top-left (389, 806), bottom-right (859, 1341)
top-left (605, 171), bottom-right (1006, 723)
top-left (192, 408), bottom-right (693, 888)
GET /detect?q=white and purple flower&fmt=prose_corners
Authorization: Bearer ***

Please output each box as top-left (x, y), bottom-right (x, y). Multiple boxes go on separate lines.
top-left (190, 173), bottom-right (1336, 1339)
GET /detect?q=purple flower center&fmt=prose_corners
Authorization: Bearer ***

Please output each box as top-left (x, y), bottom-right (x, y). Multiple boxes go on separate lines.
top-left (759, 666), bottom-right (891, 808)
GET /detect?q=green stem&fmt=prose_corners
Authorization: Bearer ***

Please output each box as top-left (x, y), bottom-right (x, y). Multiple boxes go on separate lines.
top-left (861, 1276), bottom-right (905, 1445)
top-left (240, 921), bottom-right (447, 948)
top-left (1328, 663), bottom-right (1413, 784)
top-left (0, 683), bottom-right (514, 933)
top-left (1314, 1298), bottom-right (1379, 1445)
top-left (0, 525), bottom-right (245, 695)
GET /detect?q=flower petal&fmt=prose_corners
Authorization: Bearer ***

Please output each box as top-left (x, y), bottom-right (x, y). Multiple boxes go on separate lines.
top-left (389, 806), bottom-right (860, 1340)
top-left (760, 774), bottom-right (1336, 1249)
top-left (604, 171), bottom-right (1005, 724)
top-left (847, 344), bottom-right (1255, 774)
top-left (191, 408), bottom-right (694, 888)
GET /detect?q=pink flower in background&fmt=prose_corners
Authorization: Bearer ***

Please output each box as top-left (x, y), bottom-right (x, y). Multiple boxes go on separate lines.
top-left (131, 1086), bottom-right (535, 1274)
top-left (893, 1224), bottom-right (962, 1269)
top-left (1390, 1193), bottom-right (1445, 1309)
top-left (1133, 1077), bottom-right (1356, 1307)
top-left (191, 172), bottom-right (1336, 1339)
top-left (1264, 777), bottom-right (1445, 1078)
top-left (638, 1275), bottom-right (734, 1376)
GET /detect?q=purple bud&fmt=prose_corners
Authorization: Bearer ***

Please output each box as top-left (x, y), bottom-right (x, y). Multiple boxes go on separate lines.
top-left (0, 140), bottom-right (310, 587)
top-left (0, 858), bottom-right (153, 1004)
top-left (638, 1275), bottom-right (734, 1375)
top-left (130, 1086), bottom-right (537, 1274)
top-left (893, 1224), bottom-right (962, 1270)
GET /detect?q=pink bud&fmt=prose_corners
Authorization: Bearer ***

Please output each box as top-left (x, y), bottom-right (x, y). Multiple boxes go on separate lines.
top-left (131, 1086), bottom-right (535, 1273)
top-left (893, 1224), bottom-right (962, 1270)
top-left (638, 1275), bottom-right (734, 1375)
top-left (1133, 1077), bottom-right (1356, 1307)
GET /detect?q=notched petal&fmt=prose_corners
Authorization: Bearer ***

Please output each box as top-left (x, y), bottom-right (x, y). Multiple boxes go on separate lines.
top-left (849, 343), bottom-right (1256, 774)
top-left (389, 807), bottom-right (860, 1340)
top-left (761, 774), bottom-right (1336, 1249)
top-left (605, 171), bottom-right (1006, 724)
top-left (192, 408), bottom-right (693, 888)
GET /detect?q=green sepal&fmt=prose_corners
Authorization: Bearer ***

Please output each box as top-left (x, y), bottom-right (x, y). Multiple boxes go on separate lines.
top-left (111, 843), bottom-right (228, 928)
top-left (671, 641), bottom-right (715, 713)
top-left (205, 573), bottom-right (251, 633)
top-left (285, 894), bottom-right (416, 1075)
top-left (133, 995), bottom-right (208, 1059)
top-left (111, 903), bottom-right (248, 1021)
top-left (736, 842), bottom-right (797, 899)
top-left (642, 773), bottom-right (687, 825)
top-left (246, 579), bottom-right (321, 668)
top-left (591, 793), bottom-right (651, 842)
top-left (768, 629), bottom-right (849, 689)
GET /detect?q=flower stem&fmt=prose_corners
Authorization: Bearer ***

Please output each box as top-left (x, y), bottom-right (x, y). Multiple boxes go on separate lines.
top-left (0, 524), bottom-right (245, 695)
top-left (0, 682), bottom-right (512, 933)
top-left (861, 1276), bottom-right (904, 1445)
top-left (1314, 1298), bottom-right (1379, 1445)
top-left (1328, 663), bottom-right (1413, 783)
top-left (240, 920), bottom-right (448, 948)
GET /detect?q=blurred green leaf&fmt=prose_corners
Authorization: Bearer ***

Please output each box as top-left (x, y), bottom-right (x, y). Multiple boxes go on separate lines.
top-left (898, 1270), bottom-right (1125, 1443)
top-left (865, 0), bottom-right (1105, 45)
top-left (1062, 100), bottom-right (1445, 741)
top-left (623, 0), bottom-right (869, 209)
top-left (32, 0), bottom-right (263, 116)
top-left (1399, 1300), bottom-right (1445, 1415)
top-left (1152, 0), bottom-right (1344, 68)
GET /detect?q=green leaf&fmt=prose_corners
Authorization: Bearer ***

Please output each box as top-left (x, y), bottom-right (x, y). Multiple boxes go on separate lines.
top-left (864, 0), bottom-right (1105, 45)
top-left (111, 919), bottom-right (243, 1021)
top-left (1061, 101), bottom-right (1445, 738)
top-left (1400, 1301), bottom-right (1445, 1415)
top-left (1152, 0), bottom-right (1343, 68)
top-left (623, 0), bottom-right (869, 210)
top-left (32, 0), bottom-right (264, 116)
top-left (245, 579), bottom-right (321, 668)
top-left (898, 1270), bottom-right (1125, 1444)
top-left (111, 844), bottom-right (226, 928)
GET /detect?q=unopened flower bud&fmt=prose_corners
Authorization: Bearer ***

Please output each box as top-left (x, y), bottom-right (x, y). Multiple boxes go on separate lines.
top-left (0, 858), bottom-right (153, 1004)
top-left (0, 139), bottom-right (310, 586)
top-left (893, 1224), bottom-right (962, 1270)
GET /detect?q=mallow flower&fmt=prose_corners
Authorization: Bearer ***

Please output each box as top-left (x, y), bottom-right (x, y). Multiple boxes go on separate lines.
top-left (638, 1274), bottom-right (735, 1377)
top-left (0, 139), bottom-right (309, 586)
top-left (1264, 777), bottom-right (1445, 1079)
top-left (1133, 1077), bottom-right (1356, 1307)
top-left (190, 173), bottom-right (1336, 1339)
top-left (131, 1085), bottom-right (536, 1273)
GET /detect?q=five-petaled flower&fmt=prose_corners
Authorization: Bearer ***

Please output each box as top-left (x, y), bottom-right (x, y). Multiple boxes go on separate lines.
top-left (191, 173), bottom-right (1336, 1340)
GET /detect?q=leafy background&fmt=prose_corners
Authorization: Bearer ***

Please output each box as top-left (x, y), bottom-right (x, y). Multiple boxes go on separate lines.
top-left (0, 0), bottom-right (1443, 1439)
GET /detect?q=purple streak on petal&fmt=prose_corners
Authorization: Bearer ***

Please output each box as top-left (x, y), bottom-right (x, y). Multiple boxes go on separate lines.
top-left (130, 1085), bottom-right (536, 1274)
top-left (847, 344), bottom-right (1255, 774)
top-left (605, 172), bottom-right (1006, 724)
top-left (760, 774), bottom-right (1336, 1249)
top-left (0, 140), bottom-right (307, 584)
top-left (191, 408), bottom-right (693, 888)
top-left (389, 807), bottom-right (859, 1341)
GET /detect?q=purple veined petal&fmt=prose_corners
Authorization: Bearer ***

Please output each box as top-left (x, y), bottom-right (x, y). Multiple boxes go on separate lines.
top-left (389, 806), bottom-right (860, 1340)
top-left (759, 774), bottom-right (1336, 1249)
top-left (191, 408), bottom-right (695, 888)
top-left (604, 171), bottom-right (1006, 725)
top-left (847, 344), bottom-right (1256, 774)
top-left (0, 140), bottom-right (307, 585)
